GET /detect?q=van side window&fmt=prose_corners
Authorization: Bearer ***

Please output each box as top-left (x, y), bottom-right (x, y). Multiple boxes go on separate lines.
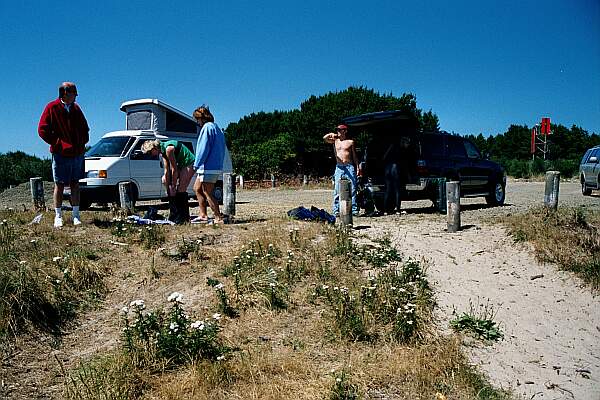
top-left (131, 139), bottom-right (159, 160)
top-left (127, 111), bottom-right (152, 130)
top-left (447, 137), bottom-right (467, 158)
top-left (166, 110), bottom-right (198, 133)
top-left (180, 142), bottom-right (194, 153)
top-left (463, 141), bottom-right (481, 159)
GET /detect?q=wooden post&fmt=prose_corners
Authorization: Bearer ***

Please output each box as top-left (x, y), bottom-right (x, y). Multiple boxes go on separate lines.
top-left (338, 178), bottom-right (353, 226)
top-left (303, 175), bottom-right (308, 186)
top-left (223, 173), bottom-right (236, 216)
top-left (437, 177), bottom-right (447, 213)
top-left (271, 174), bottom-right (276, 189)
top-left (544, 171), bottom-right (560, 210)
top-left (30, 177), bottom-right (45, 211)
top-left (446, 181), bottom-right (460, 233)
top-left (238, 175), bottom-right (244, 190)
top-left (118, 182), bottom-right (134, 214)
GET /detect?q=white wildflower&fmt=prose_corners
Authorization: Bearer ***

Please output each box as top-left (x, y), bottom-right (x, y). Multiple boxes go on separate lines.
top-left (52, 256), bottom-right (62, 262)
top-left (30, 239), bottom-right (37, 243)
top-left (120, 306), bottom-right (129, 315)
top-left (215, 283), bottom-right (225, 290)
top-left (212, 313), bottom-right (221, 320)
top-left (167, 292), bottom-right (184, 303)
top-left (191, 320), bottom-right (205, 330)
top-left (407, 320), bottom-right (414, 325)
top-left (169, 322), bottom-right (178, 332)
top-left (130, 299), bottom-right (145, 309)
top-left (217, 355), bottom-right (225, 361)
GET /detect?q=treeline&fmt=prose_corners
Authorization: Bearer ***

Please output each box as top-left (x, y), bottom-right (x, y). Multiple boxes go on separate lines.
top-left (0, 151), bottom-right (52, 192)
top-left (225, 86), bottom-right (439, 178)
top-left (225, 87), bottom-right (598, 179)
top-left (466, 124), bottom-right (600, 178)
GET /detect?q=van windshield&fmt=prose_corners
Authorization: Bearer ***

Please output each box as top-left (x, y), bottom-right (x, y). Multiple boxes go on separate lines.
top-left (86, 137), bottom-right (132, 157)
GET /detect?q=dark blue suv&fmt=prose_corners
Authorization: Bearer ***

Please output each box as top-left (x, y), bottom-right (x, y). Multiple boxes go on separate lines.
top-left (342, 111), bottom-right (506, 212)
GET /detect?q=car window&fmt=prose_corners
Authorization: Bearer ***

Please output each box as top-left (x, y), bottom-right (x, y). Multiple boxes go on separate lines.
top-left (180, 141), bottom-right (194, 152)
top-left (463, 140), bottom-right (481, 159)
top-left (86, 137), bottom-right (131, 157)
top-left (131, 139), bottom-right (159, 160)
top-left (581, 149), bottom-right (592, 164)
top-left (420, 135), bottom-right (444, 158)
top-left (590, 149), bottom-right (600, 160)
top-left (447, 137), bottom-right (467, 158)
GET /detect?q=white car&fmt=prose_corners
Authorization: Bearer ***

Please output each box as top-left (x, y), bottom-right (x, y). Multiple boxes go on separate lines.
top-left (580, 145), bottom-right (600, 196)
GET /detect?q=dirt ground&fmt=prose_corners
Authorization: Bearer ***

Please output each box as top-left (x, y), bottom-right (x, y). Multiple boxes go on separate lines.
top-left (1, 179), bottom-right (599, 399)
top-left (237, 181), bottom-right (600, 399)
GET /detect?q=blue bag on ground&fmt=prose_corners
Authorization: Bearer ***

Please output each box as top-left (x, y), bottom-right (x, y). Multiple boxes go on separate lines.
top-left (287, 206), bottom-right (335, 224)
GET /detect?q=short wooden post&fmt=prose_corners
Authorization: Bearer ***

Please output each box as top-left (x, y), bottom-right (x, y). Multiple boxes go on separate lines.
top-left (223, 173), bottom-right (236, 216)
top-left (338, 178), bottom-right (353, 226)
top-left (544, 171), bottom-right (560, 210)
top-left (437, 177), bottom-right (447, 213)
top-left (238, 175), bottom-right (244, 190)
top-left (118, 182), bottom-right (134, 214)
top-left (303, 175), bottom-right (308, 186)
top-left (30, 177), bottom-right (45, 211)
top-left (446, 181), bottom-right (460, 233)
top-left (271, 174), bottom-right (276, 189)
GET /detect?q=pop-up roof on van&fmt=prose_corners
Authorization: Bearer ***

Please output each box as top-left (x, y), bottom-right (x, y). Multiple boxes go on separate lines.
top-left (120, 99), bottom-right (198, 135)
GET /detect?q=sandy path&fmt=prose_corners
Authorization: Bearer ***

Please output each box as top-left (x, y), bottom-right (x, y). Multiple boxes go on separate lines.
top-left (234, 181), bottom-right (600, 398)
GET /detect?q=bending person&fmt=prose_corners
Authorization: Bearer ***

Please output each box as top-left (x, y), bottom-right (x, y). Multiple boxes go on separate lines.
top-left (192, 106), bottom-right (226, 224)
top-left (141, 139), bottom-right (195, 224)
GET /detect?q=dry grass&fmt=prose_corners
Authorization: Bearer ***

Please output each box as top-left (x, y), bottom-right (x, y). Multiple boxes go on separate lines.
top-left (0, 208), bottom-right (509, 399)
top-left (503, 206), bottom-right (600, 289)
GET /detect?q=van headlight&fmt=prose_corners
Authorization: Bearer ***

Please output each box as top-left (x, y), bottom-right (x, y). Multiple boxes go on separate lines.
top-left (87, 170), bottom-right (107, 178)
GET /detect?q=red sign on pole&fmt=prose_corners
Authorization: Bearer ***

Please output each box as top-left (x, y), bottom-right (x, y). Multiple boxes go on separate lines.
top-left (541, 117), bottom-right (551, 135)
top-left (531, 127), bottom-right (536, 154)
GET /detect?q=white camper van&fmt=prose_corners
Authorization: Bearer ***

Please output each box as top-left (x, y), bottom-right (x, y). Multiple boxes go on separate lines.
top-left (77, 99), bottom-right (229, 209)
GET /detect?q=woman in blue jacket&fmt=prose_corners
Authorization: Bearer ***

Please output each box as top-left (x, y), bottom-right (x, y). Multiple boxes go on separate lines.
top-left (192, 106), bottom-right (226, 223)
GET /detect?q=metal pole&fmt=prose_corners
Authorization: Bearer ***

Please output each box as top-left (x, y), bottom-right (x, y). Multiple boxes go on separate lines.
top-left (223, 173), bottom-right (236, 216)
top-left (271, 174), bottom-right (276, 189)
top-left (446, 181), bottom-right (460, 233)
top-left (544, 171), bottom-right (560, 210)
top-left (303, 175), bottom-right (308, 186)
top-left (437, 177), bottom-right (447, 213)
top-left (338, 178), bottom-right (353, 226)
top-left (30, 177), bottom-right (45, 211)
top-left (238, 175), bottom-right (244, 190)
top-left (118, 182), bottom-right (134, 214)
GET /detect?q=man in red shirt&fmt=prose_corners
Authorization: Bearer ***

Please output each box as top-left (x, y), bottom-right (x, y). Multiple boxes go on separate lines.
top-left (38, 82), bottom-right (89, 228)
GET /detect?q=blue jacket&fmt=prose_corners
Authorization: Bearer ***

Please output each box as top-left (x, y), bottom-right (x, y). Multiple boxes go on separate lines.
top-left (193, 122), bottom-right (225, 173)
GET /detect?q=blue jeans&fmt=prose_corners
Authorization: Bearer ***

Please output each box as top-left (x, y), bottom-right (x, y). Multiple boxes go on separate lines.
top-left (333, 164), bottom-right (358, 215)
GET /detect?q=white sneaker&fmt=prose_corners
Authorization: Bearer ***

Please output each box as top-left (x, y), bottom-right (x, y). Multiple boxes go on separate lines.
top-left (54, 216), bottom-right (63, 228)
top-left (73, 217), bottom-right (82, 226)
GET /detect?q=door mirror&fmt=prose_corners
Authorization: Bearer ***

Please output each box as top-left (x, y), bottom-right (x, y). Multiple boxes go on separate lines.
top-left (130, 150), bottom-right (145, 160)
top-left (483, 152), bottom-right (491, 160)
top-left (589, 156), bottom-right (598, 163)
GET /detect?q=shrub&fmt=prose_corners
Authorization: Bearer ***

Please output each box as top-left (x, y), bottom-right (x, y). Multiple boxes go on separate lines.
top-left (121, 293), bottom-right (230, 367)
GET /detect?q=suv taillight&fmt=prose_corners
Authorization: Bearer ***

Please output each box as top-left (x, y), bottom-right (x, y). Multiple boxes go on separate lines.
top-left (416, 159), bottom-right (428, 175)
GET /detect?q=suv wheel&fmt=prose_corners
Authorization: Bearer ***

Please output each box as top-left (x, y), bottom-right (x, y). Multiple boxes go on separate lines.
top-left (581, 176), bottom-right (592, 196)
top-left (486, 181), bottom-right (505, 206)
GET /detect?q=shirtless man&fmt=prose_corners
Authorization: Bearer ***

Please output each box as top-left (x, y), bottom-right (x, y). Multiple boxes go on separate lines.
top-left (323, 124), bottom-right (361, 216)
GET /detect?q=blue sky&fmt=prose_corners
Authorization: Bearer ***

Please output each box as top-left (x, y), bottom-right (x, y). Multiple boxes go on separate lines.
top-left (1, 0), bottom-right (598, 157)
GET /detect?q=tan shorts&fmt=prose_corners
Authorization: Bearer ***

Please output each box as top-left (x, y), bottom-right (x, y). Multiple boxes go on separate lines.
top-left (196, 172), bottom-right (219, 183)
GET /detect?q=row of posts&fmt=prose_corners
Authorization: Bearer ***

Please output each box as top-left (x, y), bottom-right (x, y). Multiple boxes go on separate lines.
top-left (30, 171), bottom-right (563, 230)
top-left (336, 170), bottom-right (562, 231)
